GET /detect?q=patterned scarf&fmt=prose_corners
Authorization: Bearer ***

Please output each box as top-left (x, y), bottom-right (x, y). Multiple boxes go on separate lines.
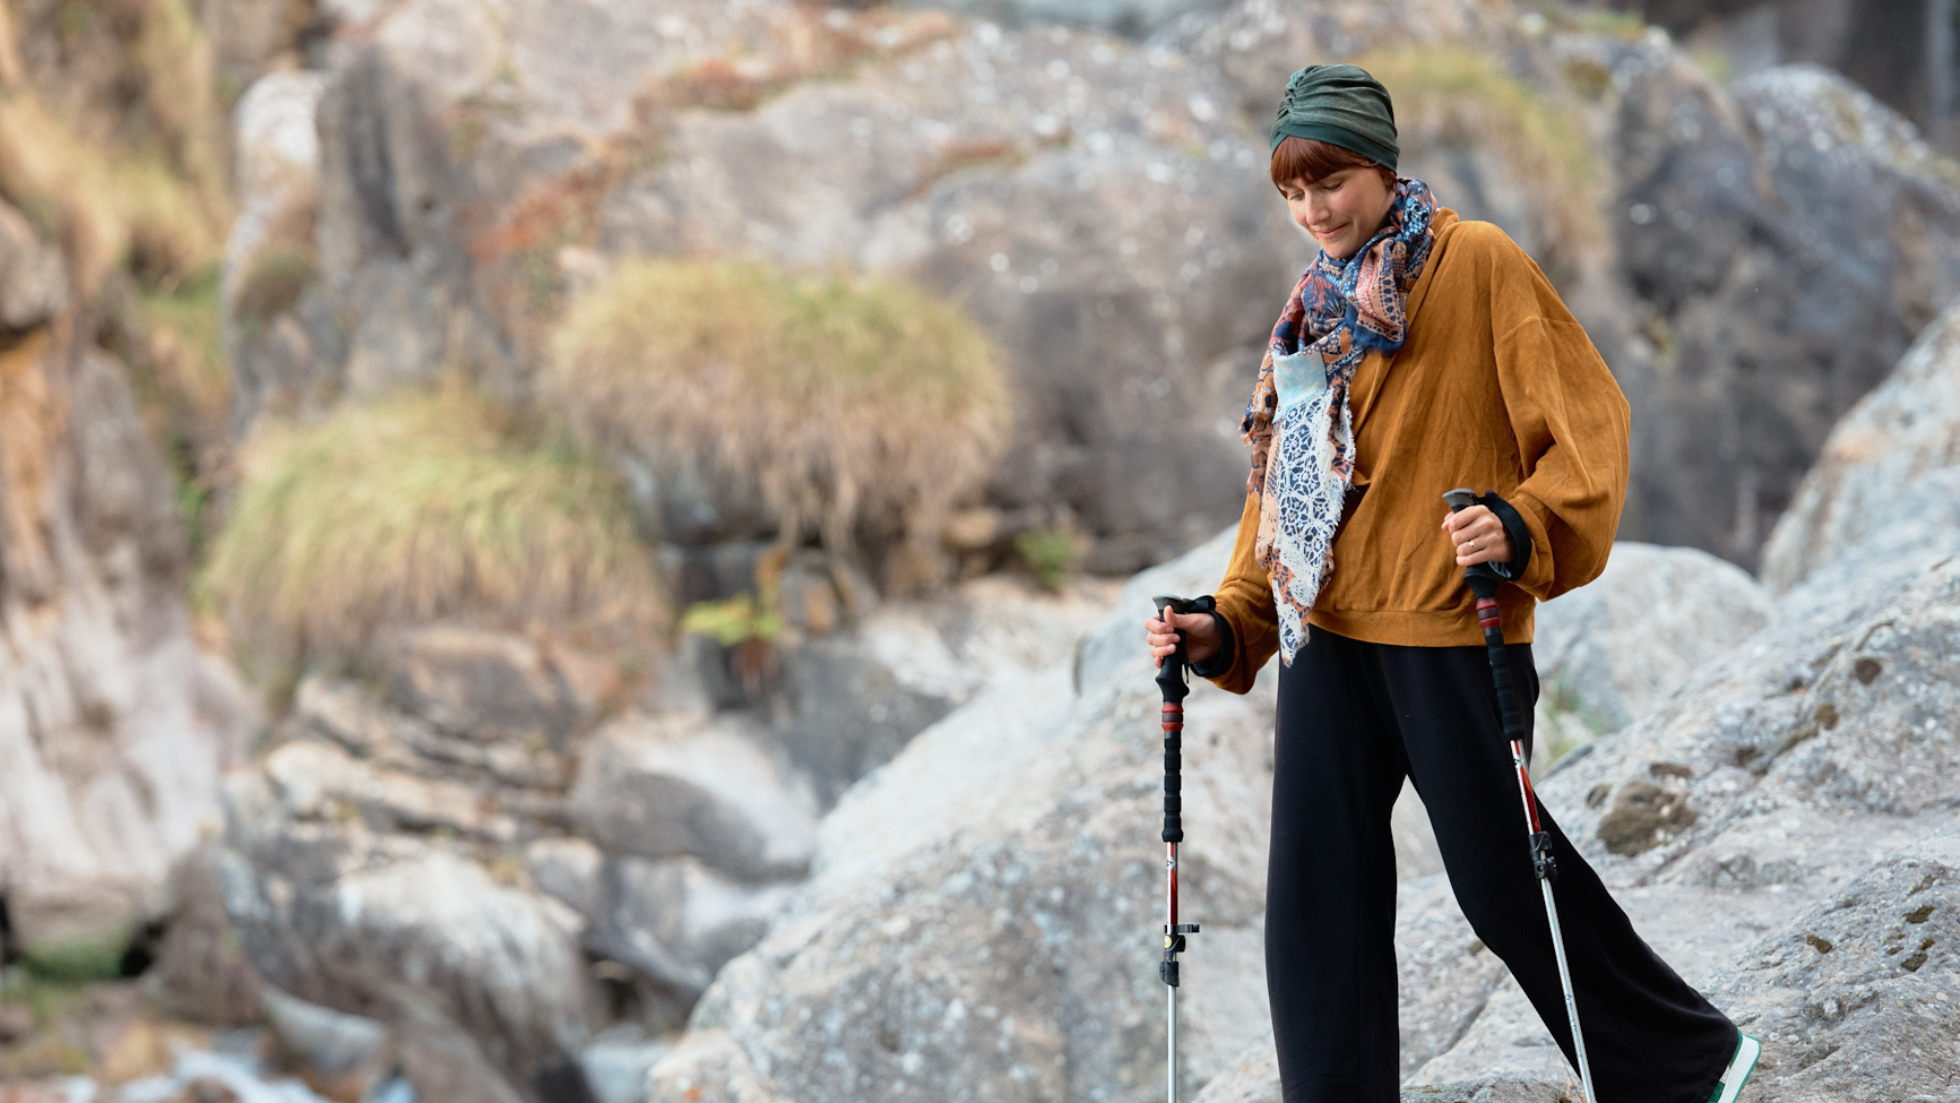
top-left (1243, 177), bottom-right (1437, 663)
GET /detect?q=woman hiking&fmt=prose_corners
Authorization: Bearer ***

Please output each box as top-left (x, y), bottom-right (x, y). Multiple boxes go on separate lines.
top-left (1142, 65), bottom-right (1760, 1103)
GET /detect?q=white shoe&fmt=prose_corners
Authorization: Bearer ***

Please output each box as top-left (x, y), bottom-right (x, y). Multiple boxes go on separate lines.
top-left (1705, 1033), bottom-right (1761, 1103)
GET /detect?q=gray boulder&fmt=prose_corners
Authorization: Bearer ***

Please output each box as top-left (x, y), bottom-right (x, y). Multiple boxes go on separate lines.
top-left (1534, 541), bottom-right (1772, 740)
top-left (1707, 827), bottom-right (1960, 1101)
top-left (1760, 297), bottom-right (1960, 593)
top-left (586, 855), bottom-right (799, 999)
top-left (1606, 58), bottom-right (1960, 566)
top-left (219, 785), bottom-right (591, 1103)
top-left (646, 528), bottom-right (1280, 1102)
top-left (0, 198), bottom-right (67, 329)
top-left (0, 335), bottom-right (256, 957)
top-left (571, 713), bottom-right (819, 882)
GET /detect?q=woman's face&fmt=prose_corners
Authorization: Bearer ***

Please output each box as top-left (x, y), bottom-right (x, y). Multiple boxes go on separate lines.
top-left (1277, 167), bottom-right (1396, 260)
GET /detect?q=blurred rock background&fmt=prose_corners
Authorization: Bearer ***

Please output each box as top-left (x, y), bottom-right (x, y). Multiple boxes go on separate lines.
top-left (0, 0), bottom-right (1953, 1101)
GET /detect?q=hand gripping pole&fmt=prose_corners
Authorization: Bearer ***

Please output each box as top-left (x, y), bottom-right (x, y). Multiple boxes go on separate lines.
top-left (1153, 594), bottom-right (1210, 1103)
top-left (1444, 490), bottom-right (1597, 1103)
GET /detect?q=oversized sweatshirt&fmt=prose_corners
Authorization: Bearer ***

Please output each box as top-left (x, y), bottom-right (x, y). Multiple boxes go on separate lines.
top-left (1202, 209), bottom-right (1631, 696)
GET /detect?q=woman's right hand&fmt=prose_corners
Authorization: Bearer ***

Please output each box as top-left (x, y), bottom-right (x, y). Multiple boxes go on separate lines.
top-left (1145, 608), bottom-right (1222, 669)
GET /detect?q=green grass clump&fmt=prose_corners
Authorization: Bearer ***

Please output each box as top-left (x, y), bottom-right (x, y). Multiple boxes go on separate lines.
top-left (1015, 528), bottom-right (1078, 591)
top-left (545, 258), bottom-right (1011, 559)
top-left (680, 593), bottom-right (784, 646)
top-left (137, 266), bottom-right (230, 554)
top-left (20, 938), bottom-right (126, 985)
top-left (1361, 46), bottom-right (1603, 253)
top-left (203, 389), bottom-right (662, 668)
top-left (232, 242), bottom-right (320, 335)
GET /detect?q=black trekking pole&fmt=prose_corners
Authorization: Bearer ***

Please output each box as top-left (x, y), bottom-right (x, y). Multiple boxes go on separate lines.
top-left (1443, 490), bottom-right (1598, 1103)
top-left (1152, 594), bottom-right (1211, 1103)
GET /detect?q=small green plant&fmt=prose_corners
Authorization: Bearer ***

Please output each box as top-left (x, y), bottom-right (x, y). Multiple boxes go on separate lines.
top-left (681, 593), bottom-right (784, 694)
top-left (546, 258), bottom-right (1011, 560)
top-left (137, 265), bottom-right (230, 555)
top-left (233, 243), bottom-right (320, 335)
top-left (203, 388), bottom-right (662, 670)
top-left (679, 593), bottom-right (785, 646)
top-left (22, 937), bottom-right (125, 985)
top-left (1015, 528), bottom-right (1078, 591)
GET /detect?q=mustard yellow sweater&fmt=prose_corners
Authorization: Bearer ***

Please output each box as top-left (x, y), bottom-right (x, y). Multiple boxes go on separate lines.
top-left (1205, 209), bottom-right (1631, 695)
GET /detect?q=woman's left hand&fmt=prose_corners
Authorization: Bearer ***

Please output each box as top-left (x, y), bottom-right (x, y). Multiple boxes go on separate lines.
top-left (1440, 505), bottom-right (1512, 567)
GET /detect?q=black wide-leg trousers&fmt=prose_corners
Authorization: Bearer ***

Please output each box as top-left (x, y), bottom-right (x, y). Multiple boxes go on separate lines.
top-left (1266, 625), bottom-right (1737, 1103)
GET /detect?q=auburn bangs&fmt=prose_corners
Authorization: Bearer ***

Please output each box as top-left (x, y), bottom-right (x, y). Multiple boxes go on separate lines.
top-left (1269, 136), bottom-right (1396, 189)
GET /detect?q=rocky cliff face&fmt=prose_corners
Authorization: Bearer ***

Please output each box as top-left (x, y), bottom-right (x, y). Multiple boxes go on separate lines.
top-left (214, 582), bottom-right (1115, 1102)
top-left (230, 0), bottom-right (1960, 578)
top-left (172, 2), bottom-right (1960, 1102)
top-left (0, 197), bottom-right (252, 961)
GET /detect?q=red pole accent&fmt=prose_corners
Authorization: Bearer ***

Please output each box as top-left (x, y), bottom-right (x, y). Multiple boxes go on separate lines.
top-left (1476, 596), bottom-right (1503, 631)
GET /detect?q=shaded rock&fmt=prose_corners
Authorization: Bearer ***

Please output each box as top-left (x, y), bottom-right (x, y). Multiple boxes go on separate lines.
top-left (647, 527), bottom-right (1278, 1102)
top-left (1618, 0), bottom-right (1959, 147)
top-left (1761, 297), bottom-right (1960, 592)
top-left (0, 198), bottom-right (66, 330)
top-left (219, 829), bottom-right (589, 1103)
top-left (525, 836), bottom-right (604, 921)
top-left (1534, 542), bottom-right (1773, 738)
top-left (375, 625), bottom-right (620, 752)
top-left (905, 0), bottom-right (1232, 39)
top-left (262, 738), bottom-right (514, 841)
top-left (768, 574), bottom-right (1119, 806)
top-left (146, 846), bottom-right (265, 1027)
top-left (586, 856), bottom-right (798, 999)
top-left (291, 675), bottom-right (571, 796)
top-left (0, 335), bottom-right (255, 956)
top-left (571, 714), bottom-right (818, 882)
top-left (260, 986), bottom-right (391, 1083)
top-left (578, 1028), bottom-right (672, 1103)
top-left (1607, 58), bottom-right (1960, 566)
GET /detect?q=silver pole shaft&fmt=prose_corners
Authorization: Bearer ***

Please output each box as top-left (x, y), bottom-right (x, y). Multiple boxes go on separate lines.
top-left (1541, 879), bottom-right (1598, 1102)
top-left (1168, 984), bottom-right (1178, 1103)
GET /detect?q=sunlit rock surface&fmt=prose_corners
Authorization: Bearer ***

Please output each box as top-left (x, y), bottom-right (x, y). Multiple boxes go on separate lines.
top-left (1761, 297), bottom-right (1960, 593)
top-left (0, 212), bottom-right (254, 957)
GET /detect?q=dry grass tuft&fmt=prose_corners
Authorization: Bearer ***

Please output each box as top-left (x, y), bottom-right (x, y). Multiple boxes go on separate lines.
top-left (1361, 46), bottom-right (1603, 255)
top-left (0, 0), bottom-right (230, 294)
top-left (203, 389), bottom-right (663, 670)
top-left (133, 265), bottom-right (230, 551)
top-left (0, 94), bottom-right (227, 294)
top-left (545, 258), bottom-right (1011, 562)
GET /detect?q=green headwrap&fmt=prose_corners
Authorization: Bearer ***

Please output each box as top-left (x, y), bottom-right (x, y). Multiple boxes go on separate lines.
top-left (1268, 64), bottom-right (1399, 172)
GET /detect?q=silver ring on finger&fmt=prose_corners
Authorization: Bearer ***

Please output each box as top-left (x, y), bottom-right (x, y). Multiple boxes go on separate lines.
top-left (1468, 539), bottom-right (1477, 552)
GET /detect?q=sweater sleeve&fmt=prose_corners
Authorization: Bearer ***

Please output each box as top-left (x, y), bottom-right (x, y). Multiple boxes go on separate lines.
top-left (1486, 240), bottom-right (1632, 601)
top-left (1202, 489), bottom-right (1280, 695)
